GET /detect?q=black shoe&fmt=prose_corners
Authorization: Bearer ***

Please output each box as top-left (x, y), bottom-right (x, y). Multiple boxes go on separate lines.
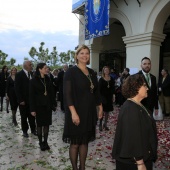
top-left (99, 124), bottom-right (102, 131)
top-left (7, 109), bottom-right (9, 113)
top-left (23, 132), bottom-right (29, 138)
top-left (31, 131), bottom-right (37, 136)
top-left (103, 124), bottom-right (109, 131)
top-left (165, 113), bottom-right (170, 117)
top-left (44, 142), bottom-right (50, 150)
top-left (105, 126), bottom-right (109, 131)
top-left (39, 142), bottom-right (46, 151)
top-left (13, 121), bottom-right (18, 126)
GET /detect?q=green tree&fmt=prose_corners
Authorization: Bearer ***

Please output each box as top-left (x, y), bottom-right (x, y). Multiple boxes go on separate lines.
top-left (59, 50), bottom-right (75, 64)
top-left (0, 50), bottom-right (8, 66)
top-left (49, 46), bottom-right (59, 66)
top-left (24, 57), bottom-right (29, 61)
top-left (9, 58), bottom-right (16, 66)
top-left (28, 42), bottom-right (58, 66)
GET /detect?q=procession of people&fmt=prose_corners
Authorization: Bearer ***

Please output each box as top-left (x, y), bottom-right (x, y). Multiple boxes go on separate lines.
top-left (0, 45), bottom-right (170, 170)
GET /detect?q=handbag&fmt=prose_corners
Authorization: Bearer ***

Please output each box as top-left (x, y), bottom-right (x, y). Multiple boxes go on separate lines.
top-left (153, 102), bottom-right (163, 121)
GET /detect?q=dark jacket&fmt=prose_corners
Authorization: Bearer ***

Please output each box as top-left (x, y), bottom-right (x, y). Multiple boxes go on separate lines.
top-left (0, 71), bottom-right (9, 97)
top-left (29, 75), bottom-right (56, 112)
top-left (15, 70), bottom-right (33, 105)
top-left (158, 74), bottom-right (170, 96)
top-left (112, 100), bottom-right (158, 164)
top-left (137, 71), bottom-right (158, 111)
top-left (57, 70), bottom-right (65, 91)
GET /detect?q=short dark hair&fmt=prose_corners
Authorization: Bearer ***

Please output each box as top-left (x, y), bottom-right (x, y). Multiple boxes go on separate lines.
top-left (124, 68), bottom-right (130, 72)
top-left (162, 68), bottom-right (168, 74)
top-left (141, 57), bottom-right (151, 63)
top-left (122, 74), bottom-right (145, 98)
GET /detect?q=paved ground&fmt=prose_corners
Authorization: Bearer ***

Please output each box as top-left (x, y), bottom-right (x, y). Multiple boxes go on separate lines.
top-left (0, 104), bottom-right (169, 170)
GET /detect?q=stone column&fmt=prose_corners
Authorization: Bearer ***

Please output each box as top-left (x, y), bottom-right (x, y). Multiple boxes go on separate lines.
top-left (89, 49), bottom-right (100, 73)
top-left (123, 32), bottom-right (166, 79)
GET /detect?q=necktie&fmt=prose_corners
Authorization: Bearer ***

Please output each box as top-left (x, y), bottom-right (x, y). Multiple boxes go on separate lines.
top-left (28, 72), bottom-right (31, 79)
top-left (146, 73), bottom-right (150, 86)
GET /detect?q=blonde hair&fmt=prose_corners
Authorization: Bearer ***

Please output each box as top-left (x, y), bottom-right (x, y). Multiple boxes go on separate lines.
top-left (101, 66), bottom-right (110, 78)
top-left (10, 67), bottom-right (17, 74)
top-left (75, 45), bottom-right (90, 65)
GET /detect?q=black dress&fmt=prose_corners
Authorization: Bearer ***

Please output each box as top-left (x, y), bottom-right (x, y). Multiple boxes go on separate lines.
top-left (99, 77), bottom-right (115, 112)
top-left (0, 72), bottom-right (9, 97)
top-left (112, 100), bottom-right (158, 170)
top-left (6, 76), bottom-right (18, 110)
top-left (63, 66), bottom-right (101, 144)
top-left (29, 76), bottom-right (56, 126)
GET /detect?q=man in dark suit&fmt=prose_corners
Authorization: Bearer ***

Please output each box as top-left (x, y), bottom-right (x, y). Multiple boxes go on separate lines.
top-left (57, 64), bottom-right (68, 112)
top-left (158, 69), bottom-right (170, 116)
top-left (138, 57), bottom-right (158, 115)
top-left (15, 60), bottom-right (36, 137)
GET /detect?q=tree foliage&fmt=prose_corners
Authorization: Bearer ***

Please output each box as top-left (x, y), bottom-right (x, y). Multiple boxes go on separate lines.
top-left (0, 50), bottom-right (16, 68)
top-left (29, 42), bottom-right (75, 67)
top-left (59, 50), bottom-right (75, 65)
top-left (29, 42), bottom-right (59, 66)
top-left (0, 50), bottom-right (8, 65)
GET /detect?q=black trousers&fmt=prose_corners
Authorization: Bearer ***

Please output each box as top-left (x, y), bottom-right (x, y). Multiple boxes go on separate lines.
top-left (116, 160), bottom-right (153, 170)
top-left (59, 89), bottom-right (64, 111)
top-left (19, 105), bottom-right (36, 133)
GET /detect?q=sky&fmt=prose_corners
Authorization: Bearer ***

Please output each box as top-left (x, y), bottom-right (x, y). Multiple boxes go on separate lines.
top-left (0, 0), bottom-right (79, 64)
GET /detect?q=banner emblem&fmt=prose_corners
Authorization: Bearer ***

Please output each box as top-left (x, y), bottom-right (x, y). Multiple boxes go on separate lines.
top-left (85, 0), bottom-right (110, 40)
top-left (93, 0), bottom-right (101, 16)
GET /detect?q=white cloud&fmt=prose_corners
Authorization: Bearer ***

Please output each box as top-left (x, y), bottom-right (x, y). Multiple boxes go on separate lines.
top-left (0, 0), bottom-right (79, 34)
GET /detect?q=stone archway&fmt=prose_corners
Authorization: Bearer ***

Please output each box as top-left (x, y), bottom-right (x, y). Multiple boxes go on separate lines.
top-left (109, 9), bottom-right (132, 36)
top-left (146, 1), bottom-right (170, 34)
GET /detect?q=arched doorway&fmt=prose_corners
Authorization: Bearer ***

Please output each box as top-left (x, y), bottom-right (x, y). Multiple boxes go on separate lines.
top-left (98, 20), bottom-right (126, 73)
top-left (160, 16), bottom-right (170, 72)
top-left (146, 1), bottom-right (170, 75)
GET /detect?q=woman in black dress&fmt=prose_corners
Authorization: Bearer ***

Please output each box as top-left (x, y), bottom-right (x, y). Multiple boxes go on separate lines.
top-left (0, 65), bottom-right (10, 112)
top-left (29, 63), bottom-right (56, 151)
top-left (63, 45), bottom-right (103, 170)
top-left (6, 67), bottom-right (18, 126)
top-left (98, 66), bottom-right (115, 131)
top-left (112, 74), bottom-right (157, 170)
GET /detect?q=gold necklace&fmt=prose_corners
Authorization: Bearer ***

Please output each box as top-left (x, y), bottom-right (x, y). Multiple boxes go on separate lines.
top-left (77, 65), bottom-right (94, 93)
top-left (104, 76), bottom-right (110, 88)
top-left (127, 98), bottom-right (150, 117)
top-left (39, 77), bottom-right (47, 96)
top-left (87, 74), bottom-right (94, 93)
top-left (107, 81), bottom-right (110, 88)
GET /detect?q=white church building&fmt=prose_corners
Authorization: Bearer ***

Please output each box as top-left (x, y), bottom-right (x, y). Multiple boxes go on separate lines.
top-left (72, 0), bottom-right (170, 79)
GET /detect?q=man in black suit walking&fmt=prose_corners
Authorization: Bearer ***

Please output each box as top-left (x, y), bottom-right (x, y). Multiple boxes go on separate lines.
top-left (57, 64), bottom-right (68, 112)
top-left (138, 57), bottom-right (158, 116)
top-left (15, 60), bottom-right (36, 137)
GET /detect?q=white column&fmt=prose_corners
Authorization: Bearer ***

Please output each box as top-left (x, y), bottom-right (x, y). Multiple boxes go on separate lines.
top-left (123, 32), bottom-right (166, 79)
top-left (88, 49), bottom-right (100, 73)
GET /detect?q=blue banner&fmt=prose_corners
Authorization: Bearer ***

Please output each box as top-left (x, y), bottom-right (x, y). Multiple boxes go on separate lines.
top-left (85, 0), bottom-right (110, 40)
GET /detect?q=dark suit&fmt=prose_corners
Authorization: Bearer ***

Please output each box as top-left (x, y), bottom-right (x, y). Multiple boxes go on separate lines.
top-left (15, 70), bottom-right (36, 133)
top-left (57, 70), bottom-right (65, 111)
top-left (158, 74), bottom-right (170, 114)
top-left (138, 71), bottom-right (158, 113)
top-left (158, 74), bottom-right (170, 96)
